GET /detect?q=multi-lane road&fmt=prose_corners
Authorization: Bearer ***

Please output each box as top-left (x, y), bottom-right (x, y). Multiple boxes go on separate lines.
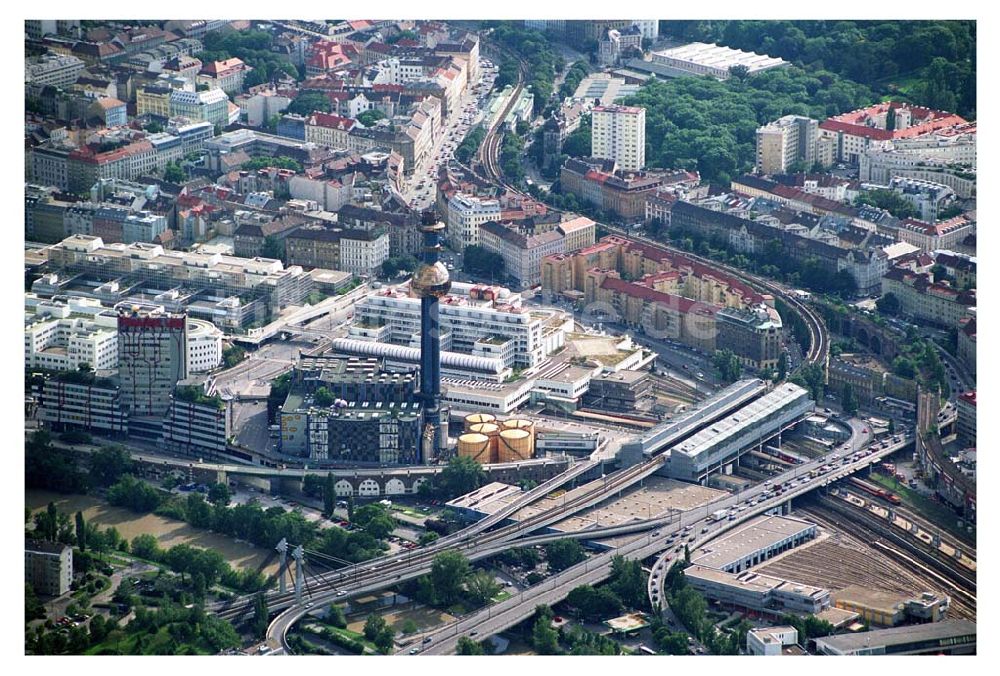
top-left (414, 433), bottom-right (913, 655)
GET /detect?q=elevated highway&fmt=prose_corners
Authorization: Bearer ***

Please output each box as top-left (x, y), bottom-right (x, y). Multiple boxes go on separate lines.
top-left (256, 380), bottom-right (816, 650)
top-left (414, 433), bottom-right (913, 655)
top-left (647, 433), bottom-right (917, 613)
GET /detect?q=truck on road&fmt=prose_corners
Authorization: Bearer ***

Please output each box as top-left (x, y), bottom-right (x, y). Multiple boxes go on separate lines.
top-left (711, 509), bottom-right (728, 522)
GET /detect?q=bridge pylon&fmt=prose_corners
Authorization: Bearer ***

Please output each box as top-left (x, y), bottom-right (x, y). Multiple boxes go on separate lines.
top-left (292, 545), bottom-right (305, 605)
top-left (275, 538), bottom-right (288, 594)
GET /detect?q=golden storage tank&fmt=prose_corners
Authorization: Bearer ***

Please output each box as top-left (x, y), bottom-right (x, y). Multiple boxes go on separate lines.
top-left (457, 433), bottom-right (492, 463)
top-left (498, 428), bottom-right (532, 462)
top-left (464, 412), bottom-right (497, 432)
top-left (468, 422), bottom-right (500, 463)
top-left (501, 419), bottom-right (535, 456)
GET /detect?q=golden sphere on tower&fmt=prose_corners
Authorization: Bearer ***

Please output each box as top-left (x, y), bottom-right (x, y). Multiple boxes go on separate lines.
top-left (409, 261), bottom-right (452, 298)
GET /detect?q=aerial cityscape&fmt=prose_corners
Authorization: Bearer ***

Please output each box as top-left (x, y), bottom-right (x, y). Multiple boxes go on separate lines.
top-left (24, 17), bottom-right (977, 657)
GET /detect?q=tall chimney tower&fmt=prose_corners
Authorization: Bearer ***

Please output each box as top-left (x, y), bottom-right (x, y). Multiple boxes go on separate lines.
top-left (409, 211), bottom-right (451, 461)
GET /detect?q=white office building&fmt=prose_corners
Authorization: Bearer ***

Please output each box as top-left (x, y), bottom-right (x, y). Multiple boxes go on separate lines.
top-left (747, 626), bottom-right (800, 655)
top-left (26, 294), bottom-right (222, 374)
top-left (447, 193), bottom-right (501, 251)
top-left (592, 105), bottom-right (646, 172)
top-left (25, 296), bottom-right (119, 372)
top-left (186, 318), bottom-right (223, 373)
top-left (351, 281), bottom-right (573, 368)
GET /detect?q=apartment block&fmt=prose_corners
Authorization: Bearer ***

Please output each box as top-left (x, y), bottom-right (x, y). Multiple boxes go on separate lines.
top-left (197, 58), bottom-right (249, 95)
top-left (881, 267), bottom-right (975, 327)
top-left (592, 105), bottom-right (646, 172)
top-left (25, 52), bottom-right (85, 87)
top-left (25, 540), bottom-right (73, 597)
top-left (820, 102), bottom-right (968, 165)
top-left (352, 281), bottom-right (572, 368)
top-left (163, 388), bottom-right (231, 454)
top-left (37, 375), bottom-right (128, 436)
top-left (755, 115), bottom-right (833, 174)
top-left (447, 193), bottom-right (501, 251)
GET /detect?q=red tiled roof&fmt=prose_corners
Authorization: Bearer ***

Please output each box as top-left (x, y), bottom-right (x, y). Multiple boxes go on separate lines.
top-left (820, 102), bottom-right (967, 142)
top-left (201, 58), bottom-right (246, 76)
top-left (308, 112), bottom-right (356, 131)
top-left (600, 275), bottom-right (718, 316)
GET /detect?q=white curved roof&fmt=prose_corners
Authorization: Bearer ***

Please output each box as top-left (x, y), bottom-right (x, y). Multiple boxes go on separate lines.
top-left (330, 338), bottom-right (503, 374)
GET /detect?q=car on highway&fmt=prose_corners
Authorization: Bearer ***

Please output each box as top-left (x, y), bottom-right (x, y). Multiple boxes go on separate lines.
top-left (409, 648), bottom-right (419, 654)
top-left (422, 637), bottom-right (433, 644)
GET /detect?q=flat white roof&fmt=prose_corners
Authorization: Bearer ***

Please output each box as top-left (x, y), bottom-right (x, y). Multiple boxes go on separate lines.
top-left (674, 383), bottom-right (810, 459)
top-left (689, 514), bottom-right (816, 570)
top-left (653, 42), bottom-right (787, 73)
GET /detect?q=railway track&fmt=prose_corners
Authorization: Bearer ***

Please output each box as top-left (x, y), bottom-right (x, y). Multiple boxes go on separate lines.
top-left (803, 498), bottom-right (976, 618)
top-left (477, 44), bottom-right (529, 190)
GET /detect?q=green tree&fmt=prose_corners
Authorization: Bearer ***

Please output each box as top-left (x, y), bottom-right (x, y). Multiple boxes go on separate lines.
top-left (842, 382), bottom-right (859, 416)
top-left (464, 570), bottom-right (502, 606)
top-left (74, 511), bottom-right (87, 551)
top-left (131, 533), bottom-right (161, 561)
top-left (609, 555), bottom-right (647, 609)
top-left (252, 593), bottom-right (269, 638)
top-left (462, 245), bottom-right (506, 279)
top-left (34, 502), bottom-right (59, 541)
top-left (778, 351), bottom-right (789, 381)
top-left (314, 387), bottom-right (335, 407)
top-left (430, 550), bottom-right (471, 605)
top-left (106, 475), bottom-right (162, 513)
top-left (712, 349), bottom-right (742, 383)
top-left (163, 162), bottom-right (185, 183)
top-left (287, 91), bottom-right (332, 116)
top-left (892, 356), bottom-right (917, 379)
top-left (531, 615), bottom-right (560, 655)
top-left (25, 583), bottom-right (45, 622)
top-left (357, 109), bottom-right (386, 127)
top-left (399, 618), bottom-right (418, 635)
top-left (363, 613), bottom-right (387, 641)
top-left (327, 604), bottom-right (347, 628)
top-left (728, 64), bottom-right (751, 81)
top-left (207, 482), bottom-right (231, 507)
top-left (418, 531), bottom-right (439, 546)
top-left (374, 626), bottom-right (395, 654)
top-left (457, 636), bottom-right (485, 654)
top-left (653, 627), bottom-right (689, 655)
top-left (261, 234), bottom-right (285, 262)
top-left (437, 455), bottom-right (487, 499)
top-left (89, 446), bottom-right (133, 487)
top-left (855, 189), bottom-right (917, 219)
top-left (565, 585), bottom-right (624, 621)
top-left (545, 539), bottom-right (585, 572)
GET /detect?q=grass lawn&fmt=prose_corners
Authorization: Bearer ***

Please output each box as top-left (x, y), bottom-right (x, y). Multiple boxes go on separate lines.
top-left (308, 620), bottom-right (378, 653)
top-left (868, 472), bottom-right (975, 545)
top-left (84, 627), bottom-right (215, 655)
top-left (492, 590), bottom-right (512, 603)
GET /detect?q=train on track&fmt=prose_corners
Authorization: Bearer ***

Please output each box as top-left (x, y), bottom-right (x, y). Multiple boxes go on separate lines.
top-left (848, 477), bottom-right (902, 505)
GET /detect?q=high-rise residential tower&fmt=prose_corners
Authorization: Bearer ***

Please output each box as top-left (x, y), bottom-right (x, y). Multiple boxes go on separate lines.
top-left (591, 104), bottom-right (646, 172)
